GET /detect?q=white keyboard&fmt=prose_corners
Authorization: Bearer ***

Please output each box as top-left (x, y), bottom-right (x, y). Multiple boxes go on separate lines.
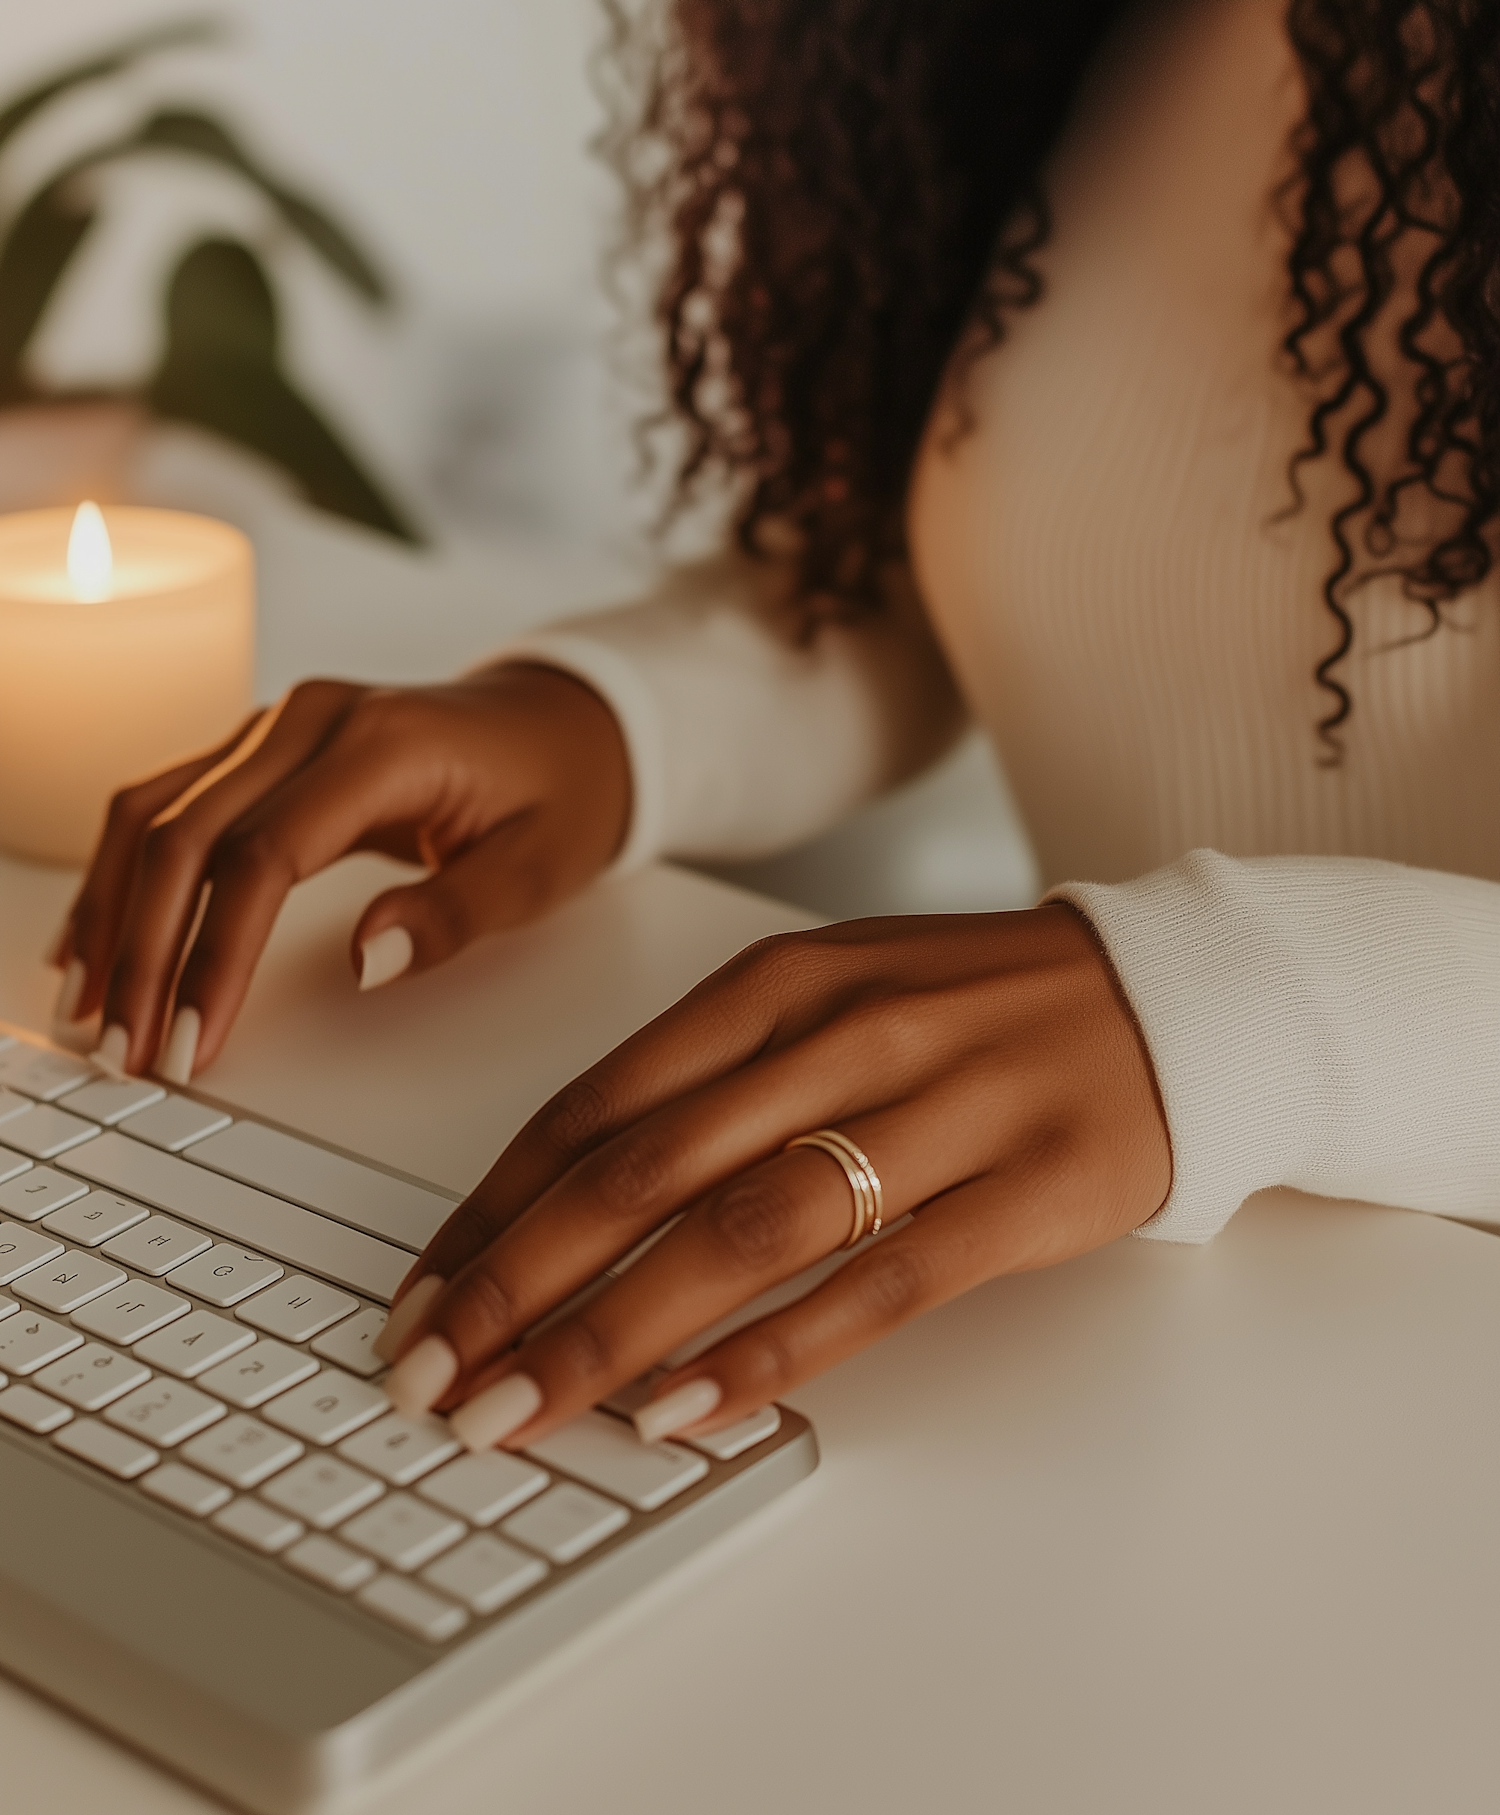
top-left (0, 1027), bottom-right (787, 1646)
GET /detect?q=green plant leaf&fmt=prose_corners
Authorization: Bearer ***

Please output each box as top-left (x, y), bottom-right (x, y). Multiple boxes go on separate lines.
top-left (0, 18), bottom-right (220, 166)
top-left (0, 180), bottom-right (94, 400)
top-left (148, 239), bottom-right (420, 543)
top-left (136, 110), bottom-right (390, 304)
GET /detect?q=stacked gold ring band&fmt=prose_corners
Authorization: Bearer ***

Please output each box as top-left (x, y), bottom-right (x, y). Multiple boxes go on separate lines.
top-left (784, 1128), bottom-right (884, 1249)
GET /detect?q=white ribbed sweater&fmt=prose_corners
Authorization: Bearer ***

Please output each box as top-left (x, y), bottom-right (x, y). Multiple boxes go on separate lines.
top-left (506, 0), bottom-right (1500, 1242)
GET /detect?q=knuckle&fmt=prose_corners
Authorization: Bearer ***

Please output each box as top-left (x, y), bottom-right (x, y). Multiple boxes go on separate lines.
top-left (586, 1129), bottom-right (675, 1224)
top-left (104, 779), bottom-right (159, 834)
top-left (544, 1314), bottom-right (616, 1384)
top-left (212, 823), bottom-right (293, 885)
top-left (445, 1265), bottom-right (519, 1354)
top-left (139, 816), bottom-right (197, 874)
top-left (705, 1172), bottom-right (802, 1273)
top-left (535, 1076), bottom-right (616, 1164)
top-left (850, 1244), bottom-right (930, 1329)
top-left (733, 1323), bottom-right (798, 1399)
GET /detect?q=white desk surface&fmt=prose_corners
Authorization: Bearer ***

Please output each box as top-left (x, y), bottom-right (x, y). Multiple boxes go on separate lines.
top-left (4, 849), bottom-right (1500, 1815)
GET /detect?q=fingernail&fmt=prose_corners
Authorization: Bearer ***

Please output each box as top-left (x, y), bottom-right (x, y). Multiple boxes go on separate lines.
top-left (450, 1373), bottom-right (543, 1452)
top-left (372, 1273), bottom-right (444, 1363)
top-left (156, 1006), bottom-right (200, 1086)
top-left (359, 926), bottom-right (414, 992)
top-left (52, 958), bottom-right (86, 1027)
top-left (635, 1378), bottom-right (722, 1444)
top-left (385, 1333), bottom-right (458, 1418)
top-left (91, 1023), bottom-right (130, 1079)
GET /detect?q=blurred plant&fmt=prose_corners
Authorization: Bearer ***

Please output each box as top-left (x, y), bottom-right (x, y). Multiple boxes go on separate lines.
top-left (0, 17), bottom-right (419, 541)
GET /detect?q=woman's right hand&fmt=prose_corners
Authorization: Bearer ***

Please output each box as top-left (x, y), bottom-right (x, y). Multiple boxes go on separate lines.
top-left (52, 662), bottom-right (631, 1082)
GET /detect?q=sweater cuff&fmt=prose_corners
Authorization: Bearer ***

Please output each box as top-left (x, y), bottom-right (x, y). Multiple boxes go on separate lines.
top-left (490, 629), bottom-right (669, 874)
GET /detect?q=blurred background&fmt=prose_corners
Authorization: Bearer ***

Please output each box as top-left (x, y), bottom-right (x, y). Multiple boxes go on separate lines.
top-left (1, 1), bottom-right (1038, 918)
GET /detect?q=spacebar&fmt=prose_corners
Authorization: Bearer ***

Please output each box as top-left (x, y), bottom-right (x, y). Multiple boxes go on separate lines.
top-left (59, 1132), bottom-right (407, 1302)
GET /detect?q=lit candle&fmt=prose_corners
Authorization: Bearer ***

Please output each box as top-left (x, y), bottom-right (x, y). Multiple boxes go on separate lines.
top-left (0, 504), bottom-right (254, 865)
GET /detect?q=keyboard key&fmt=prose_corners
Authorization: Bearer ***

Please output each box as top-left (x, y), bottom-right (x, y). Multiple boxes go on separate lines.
top-left (118, 1096), bottom-right (231, 1151)
top-left (423, 1532), bottom-right (547, 1615)
top-left (357, 1574), bottom-right (468, 1642)
top-left (105, 1379), bottom-right (226, 1446)
top-left (212, 1497), bottom-right (304, 1555)
top-left (237, 1276), bottom-right (359, 1343)
top-left (34, 1343), bottom-right (151, 1410)
top-left (0, 1087), bottom-right (34, 1124)
top-left (0, 1310), bottom-right (83, 1375)
top-left (61, 1135), bottom-right (407, 1301)
top-left (182, 1414), bottom-right (304, 1490)
top-left (526, 1410), bottom-right (708, 1511)
top-left (338, 1412), bottom-right (459, 1485)
top-left (198, 1339), bottom-right (318, 1409)
top-left (53, 1418), bottom-right (158, 1479)
top-left (261, 1455), bottom-right (384, 1529)
top-left (0, 1294), bottom-right (16, 1322)
top-left (501, 1483), bottom-right (628, 1564)
top-left (1, 1104), bottom-right (99, 1160)
top-left (0, 1146), bottom-right (33, 1183)
top-left (340, 1493), bottom-right (465, 1571)
top-left (42, 1190), bottom-right (149, 1247)
top-left (0, 1046), bottom-right (92, 1100)
top-left (72, 1280), bottom-right (190, 1345)
top-left (102, 1214), bottom-right (212, 1276)
top-left (185, 1122), bottom-right (455, 1253)
top-left (0, 1222), bottom-right (65, 1286)
top-left (284, 1534), bottom-right (376, 1592)
top-left (141, 1462), bottom-right (232, 1517)
top-left (311, 1306), bottom-right (387, 1376)
top-left (683, 1404), bottom-right (781, 1461)
top-left (417, 1451), bottom-right (549, 1526)
top-left (134, 1310), bottom-right (254, 1378)
top-left (15, 1250), bottom-right (125, 1313)
top-left (165, 1245), bottom-right (283, 1307)
top-left (261, 1369), bottom-right (387, 1446)
top-left (57, 1078), bottom-right (164, 1125)
top-left (0, 1383), bottom-right (72, 1432)
top-left (0, 1166), bottom-right (89, 1221)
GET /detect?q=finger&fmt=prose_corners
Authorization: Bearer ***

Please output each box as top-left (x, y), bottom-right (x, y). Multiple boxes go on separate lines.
top-left (401, 1080), bottom-right (994, 1438)
top-left (404, 929), bottom-right (866, 1292)
top-left (98, 682), bottom-right (363, 1070)
top-left (348, 803), bottom-right (585, 989)
top-left (62, 712), bottom-right (264, 1022)
top-left (419, 1144), bottom-right (863, 1445)
top-left (640, 1133), bottom-right (1160, 1440)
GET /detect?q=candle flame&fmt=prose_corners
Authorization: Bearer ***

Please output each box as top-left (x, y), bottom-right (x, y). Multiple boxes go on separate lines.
top-left (68, 501), bottom-right (113, 603)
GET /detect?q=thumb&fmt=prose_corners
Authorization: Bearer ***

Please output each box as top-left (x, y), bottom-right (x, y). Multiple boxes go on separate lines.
top-left (350, 810), bottom-right (571, 988)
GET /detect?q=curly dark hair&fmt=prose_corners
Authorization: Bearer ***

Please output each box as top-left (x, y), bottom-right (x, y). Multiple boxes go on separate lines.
top-left (603, 0), bottom-right (1500, 745)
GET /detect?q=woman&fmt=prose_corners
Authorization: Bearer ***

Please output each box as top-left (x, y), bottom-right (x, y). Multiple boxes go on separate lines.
top-left (51, 0), bottom-right (1500, 1452)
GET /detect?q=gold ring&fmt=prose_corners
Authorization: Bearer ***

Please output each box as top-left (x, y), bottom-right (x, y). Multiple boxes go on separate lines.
top-left (784, 1128), bottom-right (884, 1248)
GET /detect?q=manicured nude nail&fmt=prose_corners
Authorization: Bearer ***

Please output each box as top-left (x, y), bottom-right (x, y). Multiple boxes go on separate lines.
top-left (359, 926), bottom-right (413, 992)
top-left (52, 958), bottom-right (86, 1027)
top-left (156, 1006), bottom-right (200, 1086)
top-left (91, 1023), bottom-right (130, 1079)
top-left (385, 1333), bottom-right (458, 1418)
top-left (450, 1373), bottom-right (543, 1452)
top-left (635, 1378), bottom-right (722, 1444)
top-left (372, 1273), bottom-right (444, 1364)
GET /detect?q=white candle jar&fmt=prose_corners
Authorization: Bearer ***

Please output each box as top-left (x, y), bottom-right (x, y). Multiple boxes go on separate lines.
top-left (0, 505), bottom-right (254, 866)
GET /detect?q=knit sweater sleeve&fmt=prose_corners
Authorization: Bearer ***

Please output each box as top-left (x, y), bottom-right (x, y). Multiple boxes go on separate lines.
top-left (1049, 849), bottom-right (1500, 1241)
top-left (491, 556), bottom-right (967, 869)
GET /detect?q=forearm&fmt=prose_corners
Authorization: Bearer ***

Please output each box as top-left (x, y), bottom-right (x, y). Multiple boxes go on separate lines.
top-left (494, 554), bottom-right (967, 867)
top-left (1052, 850), bottom-right (1500, 1240)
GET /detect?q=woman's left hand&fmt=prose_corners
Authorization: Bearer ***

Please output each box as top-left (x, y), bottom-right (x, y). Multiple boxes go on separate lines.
top-left (376, 904), bottom-right (1173, 1449)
